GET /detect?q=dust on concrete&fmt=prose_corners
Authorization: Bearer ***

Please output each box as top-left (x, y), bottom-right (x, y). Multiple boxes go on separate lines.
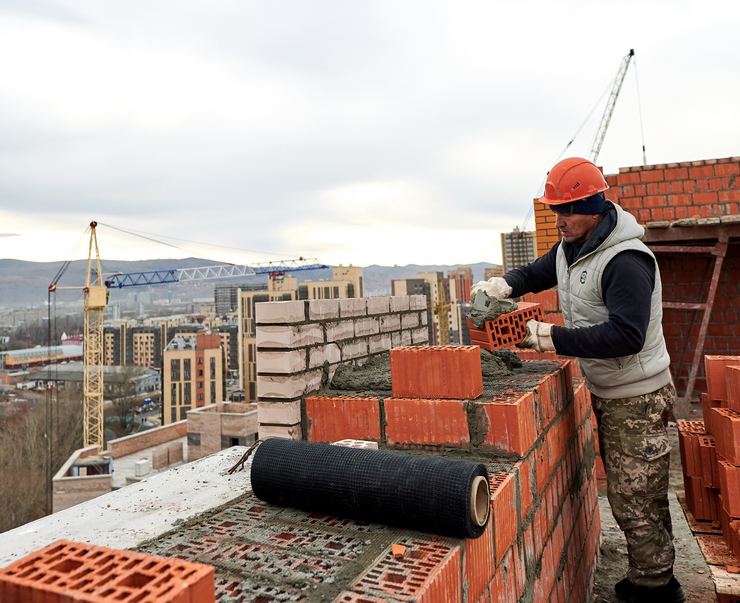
top-left (591, 422), bottom-right (716, 602)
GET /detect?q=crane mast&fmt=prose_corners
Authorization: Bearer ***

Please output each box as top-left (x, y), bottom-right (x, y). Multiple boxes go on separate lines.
top-left (589, 49), bottom-right (635, 164)
top-left (83, 222), bottom-right (107, 450)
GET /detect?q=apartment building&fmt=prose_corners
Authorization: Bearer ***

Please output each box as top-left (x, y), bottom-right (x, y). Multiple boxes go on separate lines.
top-left (500, 227), bottom-right (537, 272)
top-left (163, 332), bottom-right (223, 425)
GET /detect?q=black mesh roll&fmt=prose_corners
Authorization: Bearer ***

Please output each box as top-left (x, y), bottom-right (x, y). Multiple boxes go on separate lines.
top-left (251, 439), bottom-right (489, 539)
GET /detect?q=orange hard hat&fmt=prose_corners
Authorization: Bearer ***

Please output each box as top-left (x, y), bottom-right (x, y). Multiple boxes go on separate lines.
top-left (538, 157), bottom-right (609, 205)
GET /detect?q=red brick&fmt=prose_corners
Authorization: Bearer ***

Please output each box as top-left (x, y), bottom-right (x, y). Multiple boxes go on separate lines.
top-left (0, 539), bottom-right (214, 603)
top-left (522, 289), bottom-right (559, 312)
top-left (385, 398), bottom-right (470, 449)
top-left (705, 356), bottom-right (740, 402)
top-left (390, 345), bottom-right (483, 399)
top-left (699, 435), bottom-right (720, 489)
top-left (467, 302), bottom-right (544, 351)
top-left (464, 509), bottom-right (495, 603)
top-left (712, 408), bottom-right (740, 465)
top-left (515, 457), bottom-right (534, 520)
top-left (348, 539), bottom-right (462, 603)
top-left (702, 392), bottom-right (721, 435)
top-left (718, 460), bottom-right (740, 518)
top-left (677, 420), bottom-right (706, 477)
top-left (491, 472), bottom-right (517, 565)
top-left (306, 396), bottom-right (381, 443)
top-left (727, 366), bottom-right (740, 412)
top-left (479, 392), bottom-right (538, 456)
top-left (715, 162), bottom-right (740, 177)
top-left (689, 165), bottom-right (715, 178)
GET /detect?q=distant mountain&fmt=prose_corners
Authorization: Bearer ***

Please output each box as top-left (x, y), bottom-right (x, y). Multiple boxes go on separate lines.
top-left (0, 259), bottom-right (500, 308)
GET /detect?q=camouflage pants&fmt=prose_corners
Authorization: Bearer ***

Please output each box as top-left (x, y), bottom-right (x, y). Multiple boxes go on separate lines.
top-left (591, 383), bottom-right (676, 588)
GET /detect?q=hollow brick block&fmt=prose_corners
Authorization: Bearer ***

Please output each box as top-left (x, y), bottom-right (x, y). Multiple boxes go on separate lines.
top-left (0, 539), bottom-right (214, 603)
top-left (384, 398), bottom-right (470, 449)
top-left (466, 302), bottom-right (544, 351)
top-left (390, 345), bottom-right (483, 399)
top-left (305, 396), bottom-right (381, 443)
top-left (727, 365), bottom-right (740, 412)
top-left (478, 392), bottom-right (538, 456)
top-left (677, 420), bottom-right (706, 477)
top-left (704, 355), bottom-right (740, 402)
top-left (347, 540), bottom-right (462, 603)
top-left (702, 392), bottom-right (721, 435)
top-left (698, 435), bottom-right (720, 489)
top-left (490, 472), bottom-right (517, 565)
top-left (464, 505), bottom-right (495, 603)
top-left (718, 460), bottom-right (740, 518)
top-left (712, 408), bottom-right (740, 465)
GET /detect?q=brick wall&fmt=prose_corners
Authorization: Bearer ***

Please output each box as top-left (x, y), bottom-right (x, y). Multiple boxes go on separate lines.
top-left (255, 296), bottom-right (429, 439)
top-left (107, 420), bottom-right (188, 459)
top-left (309, 353), bottom-right (600, 602)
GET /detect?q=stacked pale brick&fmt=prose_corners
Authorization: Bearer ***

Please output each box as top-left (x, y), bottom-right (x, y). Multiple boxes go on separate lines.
top-left (255, 295), bottom-right (429, 439)
top-left (678, 355), bottom-right (740, 558)
top-left (254, 297), bottom-right (602, 603)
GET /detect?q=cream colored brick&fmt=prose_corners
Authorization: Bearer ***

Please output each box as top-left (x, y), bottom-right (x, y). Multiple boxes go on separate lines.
top-left (326, 320), bottom-right (355, 342)
top-left (308, 299), bottom-right (340, 321)
top-left (255, 300), bottom-right (306, 324)
top-left (339, 298), bottom-right (367, 317)
top-left (409, 295), bottom-right (427, 311)
top-left (390, 296), bottom-right (410, 312)
top-left (367, 297), bottom-right (390, 315)
top-left (258, 400), bottom-right (302, 425)
top-left (379, 314), bottom-right (401, 333)
top-left (341, 339), bottom-right (368, 360)
top-left (411, 327), bottom-right (429, 344)
top-left (257, 349), bottom-right (306, 374)
top-left (401, 313), bottom-right (420, 329)
top-left (309, 343), bottom-right (341, 368)
top-left (256, 324), bottom-right (324, 349)
top-left (392, 330), bottom-right (412, 347)
top-left (259, 423), bottom-right (302, 440)
top-left (369, 333), bottom-right (392, 354)
top-left (421, 311), bottom-right (428, 326)
top-left (354, 317), bottom-right (380, 337)
top-left (257, 370), bottom-right (323, 399)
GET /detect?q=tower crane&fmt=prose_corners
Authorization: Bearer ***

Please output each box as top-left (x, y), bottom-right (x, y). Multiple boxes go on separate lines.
top-left (49, 221), bottom-right (326, 451)
top-left (589, 49), bottom-right (635, 164)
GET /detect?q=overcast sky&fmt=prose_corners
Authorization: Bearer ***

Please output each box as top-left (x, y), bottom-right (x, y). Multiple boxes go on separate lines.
top-left (1, 1), bottom-right (738, 269)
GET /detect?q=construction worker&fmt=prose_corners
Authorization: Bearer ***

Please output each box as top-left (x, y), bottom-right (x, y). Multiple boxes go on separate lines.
top-left (471, 157), bottom-right (684, 603)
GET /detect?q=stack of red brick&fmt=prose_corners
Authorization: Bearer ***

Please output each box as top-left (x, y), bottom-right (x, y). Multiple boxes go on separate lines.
top-left (306, 345), bottom-right (601, 603)
top-left (678, 355), bottom-right (740, 558)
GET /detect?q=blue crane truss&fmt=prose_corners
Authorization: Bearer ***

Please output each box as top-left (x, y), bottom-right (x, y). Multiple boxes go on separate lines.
top-left (103, 259), bottom-right (327, 288)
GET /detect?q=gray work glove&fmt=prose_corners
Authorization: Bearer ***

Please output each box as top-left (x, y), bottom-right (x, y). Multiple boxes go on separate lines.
top-left (517, 319), bottom-right (556, 352)
top-left (470, 277), bottom-right (512, 300)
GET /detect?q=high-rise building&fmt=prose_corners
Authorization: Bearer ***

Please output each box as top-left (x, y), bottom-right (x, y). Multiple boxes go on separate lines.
top-left (447, 267), bottom-right (474, 304)
top-left (163, 332), bottom-right (223, 425)
top-left (484, 266), bottom-right (506, 280)
top-left (215, 284), bottom-right (268, 316)
top-left (501, 227), bottom-right (537, 272)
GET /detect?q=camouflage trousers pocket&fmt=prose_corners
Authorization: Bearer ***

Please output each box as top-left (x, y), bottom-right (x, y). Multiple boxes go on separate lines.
top-left (619, 431), bottom-right (671, 462)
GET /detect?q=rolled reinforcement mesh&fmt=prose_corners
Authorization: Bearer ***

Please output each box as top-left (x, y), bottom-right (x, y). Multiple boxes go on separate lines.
top-left (251, 438), bottom-right (490, 539)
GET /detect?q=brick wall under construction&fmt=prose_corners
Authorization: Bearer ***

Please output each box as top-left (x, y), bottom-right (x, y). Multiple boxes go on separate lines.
top-left (247, 299), bottom-right (601, 602)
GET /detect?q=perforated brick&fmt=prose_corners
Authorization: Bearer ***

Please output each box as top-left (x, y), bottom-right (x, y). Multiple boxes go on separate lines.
top-left (0, 539), bottom-right (214, 603)
top-left (466, 302), bottom-right (543, 351)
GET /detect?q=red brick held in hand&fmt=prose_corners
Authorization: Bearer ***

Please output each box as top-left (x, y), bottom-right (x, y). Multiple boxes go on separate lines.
top-left (466, 302), bottom-right (544, 351)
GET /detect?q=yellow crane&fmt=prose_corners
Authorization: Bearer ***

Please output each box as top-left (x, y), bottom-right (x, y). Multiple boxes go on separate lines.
top-left (431, 277), bottom-right (451, 345)
top-left (49, 221), bottom-right (325, 451)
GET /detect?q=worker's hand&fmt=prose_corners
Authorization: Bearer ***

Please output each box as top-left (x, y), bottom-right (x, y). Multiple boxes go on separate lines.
top-left (517, 319), bottom-right (556, 353)
top-left (470, 277), bottom-right (512, 300)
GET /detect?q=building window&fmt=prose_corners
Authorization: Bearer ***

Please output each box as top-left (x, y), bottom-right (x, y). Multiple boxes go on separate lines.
top-left (184, 383), bottom-right (191, 403)
top-left (197, 393), bottom-right (203, 401)
top-left (197, 357), bottom-right (203, 365)
top-left (197, 369), bottom-right (203, 377)
top-left (171, 383), bottom-right (177, 404)
top-left (197, 381), bottom-right (203, 389)
top-left (171, 407), bottom-right (177, 423)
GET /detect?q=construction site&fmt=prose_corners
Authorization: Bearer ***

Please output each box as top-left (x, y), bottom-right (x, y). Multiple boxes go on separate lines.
top-left (0, 150), bottom-right (736, 602)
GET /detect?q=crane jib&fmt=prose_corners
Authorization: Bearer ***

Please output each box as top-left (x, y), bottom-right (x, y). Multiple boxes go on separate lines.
top-left (104, 263), bottom-right (327, 288)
